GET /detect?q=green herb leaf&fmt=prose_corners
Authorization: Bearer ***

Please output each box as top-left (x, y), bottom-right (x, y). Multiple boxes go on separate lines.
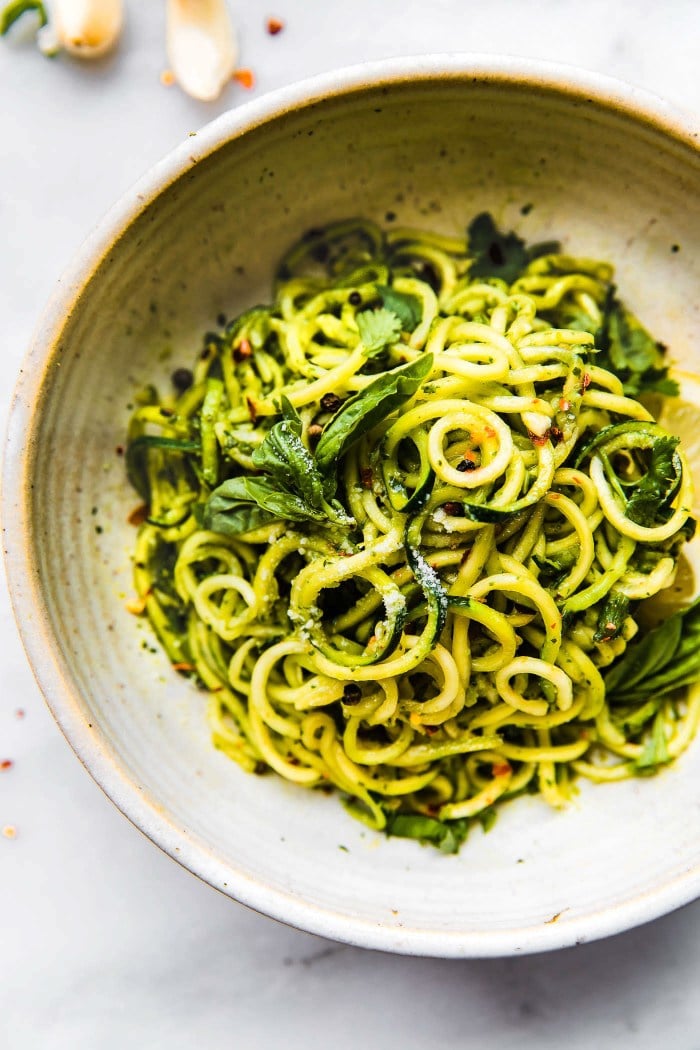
top-left (596, 293), bottom-right (676, 396)
top-left (467, 212), bottom-right (530, 285)
top-left (605, 596), bottom-right (700, 703)
top-left (376, 285), bottom-right (422, 331)
top-left (385, 813), bottom-right (470, 854)
top-left (205, 398), bottom-right (354, 533)
top-left (315, 355), bottom-right (433, 475)
top-left (0, 0), bottom-right (47, 34)
top-left (635, 711), bottom-right (671, 773)
top-left (355, 307), bottom-right (402, 355)
top-left (203, 476), bottom-right (328, 535)
top-left (625, 435), bottom-right (680, 526)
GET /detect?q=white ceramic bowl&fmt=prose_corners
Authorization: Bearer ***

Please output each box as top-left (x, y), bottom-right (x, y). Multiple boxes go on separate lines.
top-left (5, 56), bottom-right (700, 957)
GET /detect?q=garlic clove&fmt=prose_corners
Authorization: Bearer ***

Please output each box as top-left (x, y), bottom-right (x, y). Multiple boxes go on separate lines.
top-left (166, 0), bottom-right (238, 102)
top-left (53, 0), bottom-right (124, 58)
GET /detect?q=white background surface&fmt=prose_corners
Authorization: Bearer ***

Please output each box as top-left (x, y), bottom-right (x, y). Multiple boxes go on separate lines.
top-left (3, 2), bottom-right (700, 1046)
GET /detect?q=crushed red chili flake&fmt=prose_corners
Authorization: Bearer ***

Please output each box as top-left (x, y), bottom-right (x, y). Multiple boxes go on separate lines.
top-left (266, 16), bottom-right (284, 34)
top-left (529, 429), bottom-right (551, 447)
top-left (15, 709), bottom-right (25, 719)
top-left (0, 760), bottom-right (13, 771)
top-left (172, 662), bottom-right (196, 673)
top-left (233, 68), bottom-right (255, 89)
top-left (559, 398), bottom-right (571, 412)
top-left (234, 337), bottom-right (252, 362)
top-left (582, 372), bottom-right (591, 390)
top-left (492, 762), bottom-right (512, 777)
top-left (360, 467), bottom-right (374, 489)
top-left (246, 396), bottom-right (259, 423)
top-left (128, 504), bottom-right (149, 526)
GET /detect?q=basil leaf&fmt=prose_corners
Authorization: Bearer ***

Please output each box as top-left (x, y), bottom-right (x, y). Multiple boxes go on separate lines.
top-left (315, 354), bottom-right (433, 475)
top-left (635, 711), bottom-right (671, 773)
top-left (376, 285), bottom-right (422, 331)
top-left (605, 597), bottom-right (700, 703)
top-left (386, 813), bottom-right (470, 854)
top-left (204, 476), bottom-right (326, 535)
top-left (356, 307), bottom-right (402, 355)
top-left (467, 212), bottom-right (530, 285)
top-left (250, 398), bottom-right (353, 525)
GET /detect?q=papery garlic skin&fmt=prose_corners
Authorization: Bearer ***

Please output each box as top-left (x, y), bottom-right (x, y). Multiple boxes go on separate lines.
top-left (167, 0), bottom-right (238, 102)
top-left (53, 0), bottom-right (124, 58)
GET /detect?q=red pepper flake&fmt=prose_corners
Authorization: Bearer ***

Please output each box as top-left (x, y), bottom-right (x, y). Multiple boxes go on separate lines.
top-left (246, 396), bottom-right (259, 423)
top-left (266, 16), bottom-right (284, 34)
top-left (548, 492), bottom-right (561, 501)
top-left (0, 760), bottom-right (13, 772)
top-left (529, 429), bottom-right (551, 447)
top-left (128, 504), bottom-right (149, 527)
top-left (582, 373), bottom-right (591, 390)
top-left (172, 662), bottom-right (196, 673)
top-left (15, 709), bottom-right (25, 719)
top-left (360, 467), bottom-right (374, 489)
top-left (2, 825), bottom-right (17, 840)
top-left (483, 426), bottom-right (496, 439)
top-left (492, 762), bottom-right (512, 777)
top-left (233, 68), bottom-right (255, 89)
top-left (559, 398), bottom-right (571, 412)
top-left (234, 337), bottom-right (252, 362)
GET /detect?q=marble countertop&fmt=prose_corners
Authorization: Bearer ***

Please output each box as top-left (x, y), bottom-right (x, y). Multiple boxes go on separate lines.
top-left (3, 2), bottom-right (700, 1046)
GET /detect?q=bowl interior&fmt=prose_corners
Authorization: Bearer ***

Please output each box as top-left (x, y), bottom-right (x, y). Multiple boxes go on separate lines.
top-left (7, 63), bottom-right (700, 956)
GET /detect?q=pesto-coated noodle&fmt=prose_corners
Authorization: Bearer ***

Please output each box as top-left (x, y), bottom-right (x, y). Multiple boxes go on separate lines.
top-left (126, 215), bottom-right (700, 852)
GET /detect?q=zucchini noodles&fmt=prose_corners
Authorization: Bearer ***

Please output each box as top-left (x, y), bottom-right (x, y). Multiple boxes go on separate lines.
top-left (126, 215), bottom-right (700, 852)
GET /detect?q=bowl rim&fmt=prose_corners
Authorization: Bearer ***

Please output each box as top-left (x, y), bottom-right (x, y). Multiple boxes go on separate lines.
top-left (4, 53), bottom-right (700, 958)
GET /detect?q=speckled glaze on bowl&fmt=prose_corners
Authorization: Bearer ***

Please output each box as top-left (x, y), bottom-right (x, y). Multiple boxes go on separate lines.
top-left (4, 56), bottom-right (700, 958)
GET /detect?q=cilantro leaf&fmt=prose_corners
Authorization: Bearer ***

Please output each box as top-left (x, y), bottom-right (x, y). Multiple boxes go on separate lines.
top-left (356, 307), bottom-right (402, 355)
top-left (625, 435), bottom-right (680, 526)
top-left (376, 285), bottom-right (422, 331)
top-left (467, 212), bottom-right (530, 285)
top-left (596, 292), bottom-right (677, 396)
